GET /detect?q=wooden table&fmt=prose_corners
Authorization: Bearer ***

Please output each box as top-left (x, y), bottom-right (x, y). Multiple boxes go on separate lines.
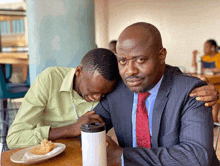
top-left (1, 138), bottom-right (82, 166)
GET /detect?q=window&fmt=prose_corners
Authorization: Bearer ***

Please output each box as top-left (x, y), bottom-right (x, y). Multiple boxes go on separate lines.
top-left (0, 21), bottom-right (10, 34)
top-left (12, 19), bottom-right (25, 34)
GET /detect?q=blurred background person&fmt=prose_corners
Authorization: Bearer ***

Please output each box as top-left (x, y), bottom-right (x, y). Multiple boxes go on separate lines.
top-left (192, 39), bottom-right (220, 71)
top-left (109, 40), bottom-right (117, 54)
top-left (192, 39), bottom-right (220, 122)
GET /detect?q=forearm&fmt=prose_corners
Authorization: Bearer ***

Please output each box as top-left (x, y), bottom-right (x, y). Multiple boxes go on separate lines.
top-left (7, 125), bottom-right (50, 149)
top-left (48, 123), bottom-right (80, 141)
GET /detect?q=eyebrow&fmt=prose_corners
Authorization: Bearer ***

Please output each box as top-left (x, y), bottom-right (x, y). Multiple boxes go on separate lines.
top-left (117, 55), bottom-right (145, 60)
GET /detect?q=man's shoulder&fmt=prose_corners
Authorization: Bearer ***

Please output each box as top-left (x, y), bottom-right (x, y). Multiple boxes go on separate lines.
top-left (106, 78), bottom-right (132, 99)
top-left (114, 78), bottom-right (128, 91)
top-left (165, 65), bottom-right (206, 89)
top-left (176, 73), bottom-right (202, 83)
top-left (175, 73), bottom-right (205, 89)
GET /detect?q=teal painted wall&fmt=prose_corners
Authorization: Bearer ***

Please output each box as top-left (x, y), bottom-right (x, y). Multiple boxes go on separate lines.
top-left (26, 0), bottom-right (96, 84)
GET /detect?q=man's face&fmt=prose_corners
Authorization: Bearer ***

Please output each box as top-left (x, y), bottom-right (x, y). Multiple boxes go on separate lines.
top-left (77, 70), bottom-right (116, 102)
top-left (116, 38), bottom-right (165, 93)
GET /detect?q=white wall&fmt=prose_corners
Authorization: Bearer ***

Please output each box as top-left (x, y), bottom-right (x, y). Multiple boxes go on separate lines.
top-left (95, 0), bottom-right (109, 48)
top-left (106, 0), bottom-right (220, 71)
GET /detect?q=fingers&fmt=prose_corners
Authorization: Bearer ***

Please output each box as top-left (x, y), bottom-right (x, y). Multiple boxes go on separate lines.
top-left (190, 85), bottom-right (215, 97)
top-left (189, 83), bottom-right (218, 107)
top-left (106, 135), bottom-right (111, 147)
top-left (205, 101), bottom-right (217, 107)
top-left (89, 114), bottom-right (104, 123)
top-left (195, 96), bottom-right (217, 107)
top-left (84, 110), bottom-right (95, 115)
top-left (190, 87), bottom-right (205, 96)
top-left (83, 111), bottom-right (104, 123)
top-left (87, 119), bottom-right (104, 124)
top-left (190, 88), bottom-right (211, 97)
top-left (106, 135), bottom-right (114, 147)
top-left (195, 96), bottom-right (214, 102)
top-left (106, 141), bottom-right (109, 147)
top-left (78, 111), bottom-right (104, 124)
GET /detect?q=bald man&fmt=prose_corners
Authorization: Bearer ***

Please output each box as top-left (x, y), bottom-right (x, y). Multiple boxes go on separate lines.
top-left (94, 22), bottom-right (219, 165)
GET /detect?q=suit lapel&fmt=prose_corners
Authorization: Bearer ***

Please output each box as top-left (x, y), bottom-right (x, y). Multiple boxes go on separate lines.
top-left (151, 66), bottom-right (173, 148)
top-left (120, 84), bottom-right (134, 147)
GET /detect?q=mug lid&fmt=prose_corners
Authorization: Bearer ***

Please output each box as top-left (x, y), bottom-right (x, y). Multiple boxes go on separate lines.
top-left (81, 123), bottom-right (105, 132)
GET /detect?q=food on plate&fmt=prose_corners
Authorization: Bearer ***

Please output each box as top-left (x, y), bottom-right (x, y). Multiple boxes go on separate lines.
top-left (30, 139), bottom-right (55, 155)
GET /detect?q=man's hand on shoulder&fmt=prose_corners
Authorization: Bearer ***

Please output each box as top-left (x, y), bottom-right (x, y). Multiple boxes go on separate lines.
top-left (189, 76), bottom-right (219, 107)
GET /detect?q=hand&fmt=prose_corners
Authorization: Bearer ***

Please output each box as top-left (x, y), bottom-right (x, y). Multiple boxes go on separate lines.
top-left (73, 111), bottom-right (104, 136)
top-left (106, 135), bottom-right (123, 166)
top-left (192, 50), bottom-right (199, 56)
top-left (192, 50), bottom-right (199, 67)
top-left (189, 76), bottom-right (218, 107)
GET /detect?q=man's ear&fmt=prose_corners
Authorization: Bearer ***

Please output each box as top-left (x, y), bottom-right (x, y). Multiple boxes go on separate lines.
top-left (159, 48), bottom-right (167, 64)
top-left (75, 66), bottom-right (83, 77)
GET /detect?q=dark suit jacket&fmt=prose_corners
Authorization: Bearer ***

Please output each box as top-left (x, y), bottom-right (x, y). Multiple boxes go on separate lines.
top-left (95, 65), bottom-right (219, 166)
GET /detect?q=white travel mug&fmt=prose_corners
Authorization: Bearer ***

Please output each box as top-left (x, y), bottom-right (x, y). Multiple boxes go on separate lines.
top-left (81, 123), bottom-right (107, 166)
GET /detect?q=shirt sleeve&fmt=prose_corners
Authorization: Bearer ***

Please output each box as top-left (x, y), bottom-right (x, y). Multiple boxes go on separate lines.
top-left (121, 153), bottom-right (124, 166)
top-left (6, 69), bottom-right (51, 149)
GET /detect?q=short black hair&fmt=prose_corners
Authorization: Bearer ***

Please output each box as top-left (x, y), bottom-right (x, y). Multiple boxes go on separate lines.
top-left (81, 48), bottom-right (119, 81)
top-left (207, 39), bottom-right (218, 48)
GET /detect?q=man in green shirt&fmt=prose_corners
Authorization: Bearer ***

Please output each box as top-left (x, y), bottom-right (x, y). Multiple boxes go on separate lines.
top-left (6, 48), bottom-right (219, 149)
top-left (6, 48), bottom-right (119, 149)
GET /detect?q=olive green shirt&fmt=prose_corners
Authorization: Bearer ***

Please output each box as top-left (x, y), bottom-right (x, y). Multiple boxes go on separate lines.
top-left (7, 67), bottom-right (98, 149)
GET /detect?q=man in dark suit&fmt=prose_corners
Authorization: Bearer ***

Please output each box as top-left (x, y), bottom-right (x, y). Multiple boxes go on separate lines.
top-left (94, 22), bottom-right (219, 165)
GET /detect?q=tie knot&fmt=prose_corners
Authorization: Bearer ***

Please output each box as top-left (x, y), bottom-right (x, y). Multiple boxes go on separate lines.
top-left (138, 92), bottom-right (150, 104)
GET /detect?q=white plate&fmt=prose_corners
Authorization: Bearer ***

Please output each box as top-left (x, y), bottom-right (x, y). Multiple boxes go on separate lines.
top-left (10, 143), bottom-right (66, 165)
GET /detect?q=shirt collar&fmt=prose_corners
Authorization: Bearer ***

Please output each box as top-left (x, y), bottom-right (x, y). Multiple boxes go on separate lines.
top-left (148, 75), bottom-right (164, 96)
top-left (59, 68), bottom-right (76, 92)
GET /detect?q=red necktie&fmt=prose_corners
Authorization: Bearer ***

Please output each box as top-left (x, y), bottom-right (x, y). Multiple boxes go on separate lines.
top-left (136, 92), bottom-right (151, 148)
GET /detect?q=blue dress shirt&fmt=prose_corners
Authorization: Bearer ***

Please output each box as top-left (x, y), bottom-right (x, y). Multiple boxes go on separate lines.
top-left (121, 76), bottom-right (163, 165)
top-left (132, 76), bottom-right (163, 147)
